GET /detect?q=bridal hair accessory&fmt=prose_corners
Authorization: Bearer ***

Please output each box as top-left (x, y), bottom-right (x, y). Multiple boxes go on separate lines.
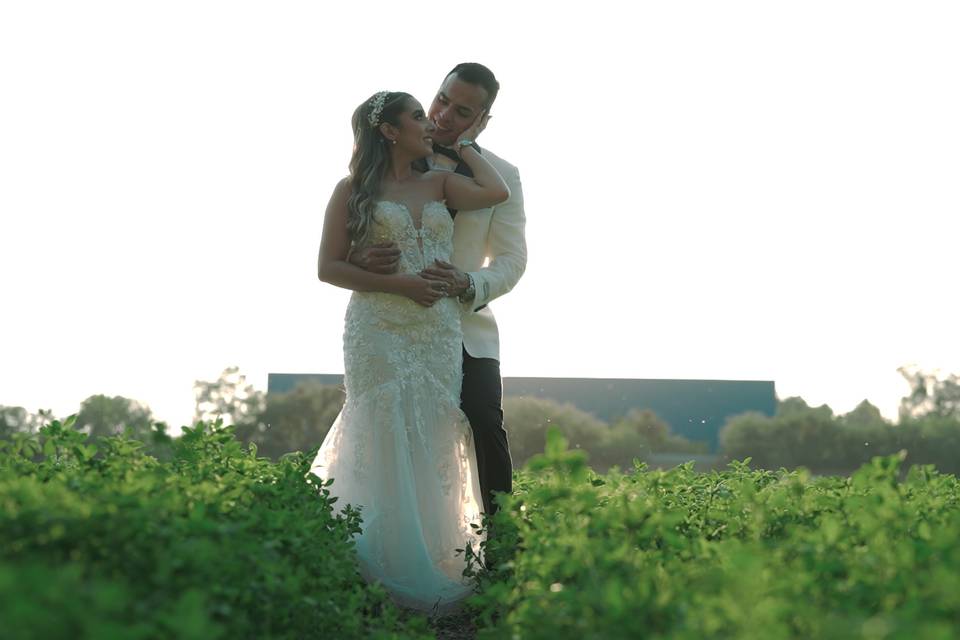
top-left (367, 91), bottom-right (390, 128)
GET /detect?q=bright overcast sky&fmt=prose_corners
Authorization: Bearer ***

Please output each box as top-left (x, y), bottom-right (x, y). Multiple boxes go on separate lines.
top-left (2, 1), bottom-right (958, 431)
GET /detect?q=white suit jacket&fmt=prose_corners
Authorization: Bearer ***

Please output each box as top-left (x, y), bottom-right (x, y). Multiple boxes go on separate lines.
top-left (446, 147), bottom-right (527, 361)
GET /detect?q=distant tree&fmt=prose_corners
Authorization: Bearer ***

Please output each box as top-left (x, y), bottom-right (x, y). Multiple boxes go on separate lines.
top-left (777, 408), bottom-right (847, 469)
top-left (898, 366), bottom-right (960, 420)
top-left (234, 381), bottom-right (344, 460)
top-left (503, 396), bottom-right (607, 467)
top-left (604, 409), bottom-right (707, 457)
top-left (588, 409), bottom-right (663, 471)
top-left (723, 399), bottom-right (845, 470)
top-left (0, 406), bottom-right (50, 438)
top-left (840, 399), bottom-right (888, 428)
top-left (719, 411), bottom-right (777, 467)
top-left (896, 415), bottom-right (960, 474)
top-left (776, 396), bottom-right (834, 419)
top-left (193, 366), bottom-right (266, 427)
top-left (74, 395), bottom-right (155, 440)
top-left (1, 406), bottom-right (27, 439)
top-left (721, 389), bottom-right (960, 473)
top-left (610, 409), bottom-right (669, 449)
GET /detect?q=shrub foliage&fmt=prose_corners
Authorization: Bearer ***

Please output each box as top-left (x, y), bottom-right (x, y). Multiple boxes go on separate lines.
top-left (0, 419), bottom-right (431, 640)
top-left (466, 428), bottom-right (960, 639)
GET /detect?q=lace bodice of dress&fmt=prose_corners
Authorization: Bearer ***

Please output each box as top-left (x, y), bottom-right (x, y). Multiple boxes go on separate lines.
top-left (343, 198), bottom-right (463, 400)
top-left (367, 200), bottom-right (454, 273)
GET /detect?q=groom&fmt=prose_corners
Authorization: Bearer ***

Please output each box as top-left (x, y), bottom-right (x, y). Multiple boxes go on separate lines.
top-left (350, 62), bottom-right (527, 519)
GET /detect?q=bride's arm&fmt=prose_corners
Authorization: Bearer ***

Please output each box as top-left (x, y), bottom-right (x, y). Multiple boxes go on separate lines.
top-left (317, 178), bottom-right (444, 306)
top-left (317, 178), bottom-right (388, 291)
top-left (442, 145), bottom-right (511, 211)
top-left (440, 111), bottom-right (510, 211)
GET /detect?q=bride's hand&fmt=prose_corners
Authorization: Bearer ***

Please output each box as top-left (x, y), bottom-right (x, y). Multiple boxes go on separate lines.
top-left (395, 274), bottom-right (447, 307)
top-left (455, 109), bottom-right (490, 147)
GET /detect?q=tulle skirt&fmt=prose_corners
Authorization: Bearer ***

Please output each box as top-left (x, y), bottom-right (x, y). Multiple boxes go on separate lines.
top-left (308, 294), bottom-right (486, 615)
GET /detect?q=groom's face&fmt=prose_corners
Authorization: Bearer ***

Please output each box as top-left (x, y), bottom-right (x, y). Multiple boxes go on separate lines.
top-left (428, 73), bottom-right (489, 146)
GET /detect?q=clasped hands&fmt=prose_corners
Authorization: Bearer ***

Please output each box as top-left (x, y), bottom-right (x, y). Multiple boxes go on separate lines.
top-left (350, 243), bottom-right (468, 307)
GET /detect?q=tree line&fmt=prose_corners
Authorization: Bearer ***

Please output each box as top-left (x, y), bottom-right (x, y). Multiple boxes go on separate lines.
top-left (720, 367), bottom-right (960, 475)
top-left (3, 366), bottom-right (959, 475)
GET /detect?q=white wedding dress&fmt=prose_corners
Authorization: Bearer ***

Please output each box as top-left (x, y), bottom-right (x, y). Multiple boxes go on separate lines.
top-left (307, 200), bottom-right (486, 615)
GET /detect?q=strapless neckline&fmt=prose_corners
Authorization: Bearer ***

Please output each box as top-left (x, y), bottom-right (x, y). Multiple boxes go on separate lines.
top-left (377, 199), bottom-right (447, 231)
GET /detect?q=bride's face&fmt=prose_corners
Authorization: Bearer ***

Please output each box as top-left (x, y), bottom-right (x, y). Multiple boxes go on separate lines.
top-left (390, 99), bottom-right (437, 158)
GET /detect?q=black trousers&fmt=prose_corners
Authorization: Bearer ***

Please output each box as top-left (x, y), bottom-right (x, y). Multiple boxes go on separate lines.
top-left (461, 348), bottom-right (513, 517)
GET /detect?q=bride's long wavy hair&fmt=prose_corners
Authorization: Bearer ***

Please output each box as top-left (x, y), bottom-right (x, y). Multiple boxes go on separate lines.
top-left (347, 91), bottom-right (413, 248)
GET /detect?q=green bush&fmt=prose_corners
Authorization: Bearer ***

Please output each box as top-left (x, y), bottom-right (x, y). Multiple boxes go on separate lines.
top-left (465, 428), bottom-right (960, 639)
top-left (0, 418), bottom-right (431, 640)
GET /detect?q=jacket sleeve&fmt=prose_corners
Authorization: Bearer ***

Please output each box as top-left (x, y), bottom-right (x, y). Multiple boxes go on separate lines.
top-left (463, 164), bottom-right (527, 312)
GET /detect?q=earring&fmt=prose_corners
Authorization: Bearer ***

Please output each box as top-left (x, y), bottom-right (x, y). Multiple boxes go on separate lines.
top-left (392, 139), bottom-right (397, 145)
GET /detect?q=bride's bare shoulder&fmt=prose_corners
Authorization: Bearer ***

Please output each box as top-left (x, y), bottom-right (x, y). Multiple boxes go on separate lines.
top-left (324, 176), bottom-right (353, 214)
top-left (329, 175), bottom-right (352, 200)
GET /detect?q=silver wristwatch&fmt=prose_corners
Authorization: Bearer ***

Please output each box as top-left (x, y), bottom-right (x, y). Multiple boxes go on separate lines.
top-left (455, 139), bottom-right (475, 154)
top-left (458, 273), bottom-right (476, 303)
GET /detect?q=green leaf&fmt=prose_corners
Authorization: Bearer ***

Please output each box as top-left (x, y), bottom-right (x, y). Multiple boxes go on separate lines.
top-left (544, 426), bottom-right (569, 457)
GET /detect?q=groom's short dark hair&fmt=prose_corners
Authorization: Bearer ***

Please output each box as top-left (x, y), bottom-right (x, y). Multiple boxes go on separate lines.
top-left (447, 62), bottom-right (500, 110)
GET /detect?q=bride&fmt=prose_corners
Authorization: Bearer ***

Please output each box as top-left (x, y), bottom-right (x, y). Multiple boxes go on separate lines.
top-left (306, 90), bottom-right (509, 614)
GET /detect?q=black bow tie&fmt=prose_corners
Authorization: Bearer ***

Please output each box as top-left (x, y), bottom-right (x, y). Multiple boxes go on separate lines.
top-left (432, 143), bottom-right (478, 181)
top-left (433, 142), bottom-right (482, 162)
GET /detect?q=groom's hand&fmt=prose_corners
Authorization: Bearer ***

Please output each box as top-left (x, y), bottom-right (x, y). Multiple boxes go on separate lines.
top-left (349, 242), bottom-right (401, 274)
top-left (420, 259), bottom-right (469, 296)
